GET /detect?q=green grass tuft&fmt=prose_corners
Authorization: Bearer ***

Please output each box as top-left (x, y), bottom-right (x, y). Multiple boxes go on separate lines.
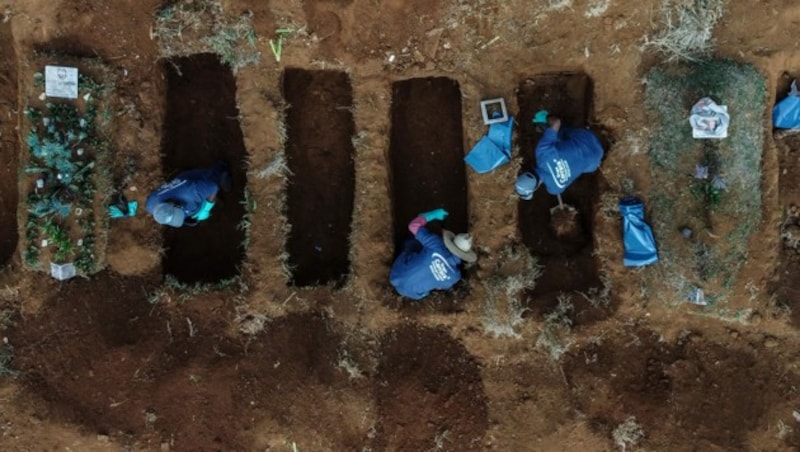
top-left (644, 60), bottom-right (765, 306)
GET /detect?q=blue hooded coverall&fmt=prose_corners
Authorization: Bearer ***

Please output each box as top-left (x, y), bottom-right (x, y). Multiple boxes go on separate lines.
top-left (535, 127), bottom-right (604, 195)
top-left (390, 220), bottom-right (462, 300)
top-left (145, 167), bottom-right (222, 219)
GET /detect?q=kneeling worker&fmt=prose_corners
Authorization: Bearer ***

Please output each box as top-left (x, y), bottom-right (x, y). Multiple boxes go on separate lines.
top-left (390, 208), bottom-right (477, 300)
top-left (146, 162), bottom-right (231, 228)
top-left (516, 112), bottom-right (604, 199)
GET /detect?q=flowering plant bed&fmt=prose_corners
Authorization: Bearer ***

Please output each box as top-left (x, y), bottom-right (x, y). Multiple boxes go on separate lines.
top-left (18, 56), bottom-right (114, 277)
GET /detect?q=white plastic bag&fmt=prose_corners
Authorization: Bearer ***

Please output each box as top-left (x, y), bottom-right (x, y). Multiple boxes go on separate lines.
top-left (689, 97), bottom-right (729, 139)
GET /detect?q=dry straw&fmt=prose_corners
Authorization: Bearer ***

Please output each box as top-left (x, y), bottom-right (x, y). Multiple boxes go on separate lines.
top-left (642, 0), bottom-right (726, 62)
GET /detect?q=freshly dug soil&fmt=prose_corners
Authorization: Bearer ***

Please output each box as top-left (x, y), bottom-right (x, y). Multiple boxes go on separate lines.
top-left (551, 205), bottom-right (584, 240)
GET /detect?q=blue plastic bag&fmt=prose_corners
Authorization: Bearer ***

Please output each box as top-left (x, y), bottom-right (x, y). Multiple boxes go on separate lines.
top-left (773, 80), bottom-right (800, 129)
top-left (465, 117), bottom-right (514, 173)
top-left (619, 197), bottom-right (658, 267)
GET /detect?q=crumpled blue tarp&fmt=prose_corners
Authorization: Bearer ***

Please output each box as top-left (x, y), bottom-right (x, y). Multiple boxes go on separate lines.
top-left (619, 197), bottom-right (658, 267)
top-left (773, 80), bottom-right (800, 129)
top-left (465, 117), bottom-right (514, 173)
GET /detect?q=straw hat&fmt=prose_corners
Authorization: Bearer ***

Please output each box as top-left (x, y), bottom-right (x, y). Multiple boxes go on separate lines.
top-left (443, 230), bottom-right (477, 263)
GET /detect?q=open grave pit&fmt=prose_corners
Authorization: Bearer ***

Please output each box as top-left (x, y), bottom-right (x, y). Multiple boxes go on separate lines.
top-left (516, 73), bottom-right (609, 324)
top-left (775, 132), bottom-right (800, 326)
top-left (0, 23), bottom-right (18, 266)
top-left (160, 53), bottom-right (248, 284)
top-left (283, 68), bottom-right (356, 288)
top-left (388, 77), bottom-right (470, 302)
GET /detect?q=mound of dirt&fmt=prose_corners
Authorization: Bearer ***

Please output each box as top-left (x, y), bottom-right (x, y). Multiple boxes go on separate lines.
top-left (550, 206), bottom-right (583, 240)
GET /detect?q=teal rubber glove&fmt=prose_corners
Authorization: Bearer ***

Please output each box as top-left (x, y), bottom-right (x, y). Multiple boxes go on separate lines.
top-left (108, 201), bottom-right (138, 219)
top-left (108, 205), bottom-right (124, 218)
top-left (421, 208), bottom-right (448, 222)
top-left (192, 200), bottom-right (215, 221)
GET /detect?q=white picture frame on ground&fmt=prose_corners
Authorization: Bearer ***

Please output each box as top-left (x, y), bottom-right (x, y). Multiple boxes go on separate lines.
top-left (45, 65), bottom-right (79, 99)
top-left (480, 98), bottom-right (509, 125)
top-left (50, 262), bottom-right (76, 281)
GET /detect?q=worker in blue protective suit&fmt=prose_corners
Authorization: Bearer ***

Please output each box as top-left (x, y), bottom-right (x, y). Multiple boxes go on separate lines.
top-left (390, 208), bottom-right (477, 300)
top-left (515, 112), bottom-right (604, 199)
top-left (145, 162), bottom-right (231, 228)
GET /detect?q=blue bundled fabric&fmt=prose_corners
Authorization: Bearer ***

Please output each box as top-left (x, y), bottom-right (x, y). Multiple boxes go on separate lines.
top-left (619, 197), bottom-right (658, 267)
top-left (774, 80), bottom-right (800, 129)
top-left (465, 117), bottom-right (514, 173)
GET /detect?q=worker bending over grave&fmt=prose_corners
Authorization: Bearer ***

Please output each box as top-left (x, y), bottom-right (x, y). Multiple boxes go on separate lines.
top-left (390, 208), bottom-right (477, 300)
top-left (146, 162), bottom-right (231, 228)
top-left (515, 111), bottom-right (604, 199)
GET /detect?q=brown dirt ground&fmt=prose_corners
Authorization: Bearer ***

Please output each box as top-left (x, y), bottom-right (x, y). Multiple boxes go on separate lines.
top-left (2, 0), bottom-right (800, 451)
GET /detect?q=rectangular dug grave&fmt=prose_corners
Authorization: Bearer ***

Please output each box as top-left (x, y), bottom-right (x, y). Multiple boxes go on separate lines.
top-left (0, 23), bottom-right (18, 267)
top-left (777, 133), bottom-right (800, 325)
top-left (18, 52), bottom-right (115, 277)
top-left (775, 72), bottom-right (800, 326)
top-left (516, 73), bottom-right (602, 316)
top-left (282, 69), bottom-right (355, 287)
top-left (389, 77), bottom-right (468, 253)
top-left (161, 54), bottom-right (247, 284)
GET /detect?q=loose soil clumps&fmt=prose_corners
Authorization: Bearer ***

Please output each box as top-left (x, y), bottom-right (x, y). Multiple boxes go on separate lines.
top-left (564, 329), bottom-right (799, 450)
top-left (160, 53), bottom-right (248, 284)
top-left (11, 279), bottom-right (373, 450)
top-left (283, 69), bottom-right (356, 287)
top-left (372, 323), bottom-right (488, 450)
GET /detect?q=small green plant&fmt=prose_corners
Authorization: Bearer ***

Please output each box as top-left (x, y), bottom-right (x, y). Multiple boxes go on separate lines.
top-left (41, 220), bottom-right (74, 262)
